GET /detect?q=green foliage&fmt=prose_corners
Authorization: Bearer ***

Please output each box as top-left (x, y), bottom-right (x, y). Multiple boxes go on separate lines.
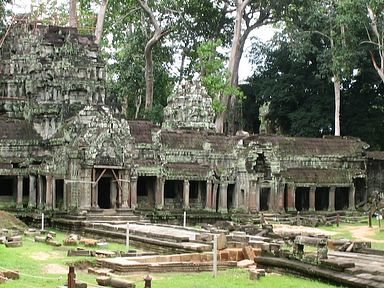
top-left (197, 39), bottom-right (244, 113)
top-left (0, 0), bottom-right (10, 38)
top-left (107, 27), bottom-right (174, 121)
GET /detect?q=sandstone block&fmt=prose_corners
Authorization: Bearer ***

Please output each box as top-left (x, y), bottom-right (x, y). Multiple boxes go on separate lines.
top-left (242, 246), bottom-right (256, 260)
top-left (237, 259), bottom-right (254, 268)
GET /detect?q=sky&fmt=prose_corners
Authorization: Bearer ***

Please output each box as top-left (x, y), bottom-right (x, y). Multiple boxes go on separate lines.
top-left (9, 0), bottom-right (276, 81)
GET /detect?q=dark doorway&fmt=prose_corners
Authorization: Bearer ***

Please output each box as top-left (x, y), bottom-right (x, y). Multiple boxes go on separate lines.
top-left (227, 184), bottom-right (235, 210)
top-left (335, 187), bottom-right (349, 210)
top-left (55, 179), bottom-right (64, 209)
top-left (315, 187), bottom-right (329, 211)
top-left (98, 177), bottom-right (111, 209)
top-left (260, 188), bottom-right (270, 211)
top-left (354, 178), bottom-right (366, 205)
top-left (189, 181), bottom-right (206, 209)
top-left (164, 180), bottom-right (183, 209)
top-left (0, 176), bottom-right (14, 197)
top-left (23, 177), bottom-right (29, 207)
top-left (137, 176), bottom-right (156, 208)
top-left (295, 187), bottom-right (310, 211)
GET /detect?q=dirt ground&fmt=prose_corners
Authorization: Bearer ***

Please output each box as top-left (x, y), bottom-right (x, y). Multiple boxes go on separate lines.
top-left (273, 224), bottom-right (336, 237)
top-left (349, 226), bottom-right (384, 243)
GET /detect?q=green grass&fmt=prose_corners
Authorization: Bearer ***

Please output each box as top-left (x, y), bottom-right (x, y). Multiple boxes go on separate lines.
top-left (0, 230), bottom-right (341, 288)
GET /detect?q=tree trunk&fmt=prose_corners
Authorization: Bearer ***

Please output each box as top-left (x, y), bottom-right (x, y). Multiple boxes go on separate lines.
top-left (144, 42), bottom-right (155, 110)
top-left (216, 0), bottom-right (250, 134)
top-left (138, 0), bottom-right (169, 112)
top-left (333, 75), bottom-right (341, 136)
top-left (95, 0), bottom-right (108, 45)
top-left (69, 0), bottom-right (77, 28)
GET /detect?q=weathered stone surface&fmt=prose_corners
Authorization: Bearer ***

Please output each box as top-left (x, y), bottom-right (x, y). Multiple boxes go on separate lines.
top-left (68, 249), bottom-right (92, 257)
top-left (5, 241), bottom-right (22, 248)
top-left (242, 246), bottom-right (256, 261)
top-left (237, 259), bottom-right (254, 268)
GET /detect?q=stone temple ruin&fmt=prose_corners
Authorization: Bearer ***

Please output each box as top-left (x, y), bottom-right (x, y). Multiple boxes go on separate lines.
top-left (0, 18), bottom-right (384, 216)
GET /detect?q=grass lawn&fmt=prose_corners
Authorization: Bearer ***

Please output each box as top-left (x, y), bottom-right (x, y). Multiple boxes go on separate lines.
top-left (0, 230), bottom-right (341, 288)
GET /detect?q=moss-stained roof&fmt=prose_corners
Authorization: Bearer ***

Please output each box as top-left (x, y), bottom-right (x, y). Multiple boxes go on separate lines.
top-left (244, 135), bottom-right (366, 157)
top-left (366, 151), bottom-right (384, 160)
top-left (0, 116), bottom-right (42, 141)
top-left (128, 120), bottom-right (159, 144)
top-left (165, 163), bottom-right (210, 177)
top-left (160, 130), bottom-right (239, 152)
top-left (281, 168), bottom-right (352, 184)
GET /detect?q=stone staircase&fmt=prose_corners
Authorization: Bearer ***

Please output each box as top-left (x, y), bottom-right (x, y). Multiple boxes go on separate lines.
top-left (84, 209), bottom-right (142, 224)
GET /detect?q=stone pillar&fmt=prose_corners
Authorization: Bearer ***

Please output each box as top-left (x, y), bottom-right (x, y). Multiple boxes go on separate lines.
top-left (255, 182), bottom-right (261, 212)
top-left (63, 179), bottom-right (68, 209)
top-left (130, 176), bottom-right (137, 209)
top-left (52, 178), bottom-right (56, 209)
top-left (183, 180), bottom-right (190, 209)
top-left (197, 181), bottom-right (202, 208)
top-left (121, 170), bottom-right (129, 208)
top-left (328, 186), bottom-right (335, 211)
top-left (37, 175), bottom-right (44, 209)
top-left (205, 180), bottom-right (213, 210)
top-left (91, 169), bottom-right (98, 208)
top-left (286, 183), bottom-right (296, 212)
top-left (16, 176), bottom-right (23, 208)
top-left (309, 186), bottom-right (316, 212)
top-left (249, 181), bottom-right (257, 211)
top-left (110, 179), bottom-right (117, 209)
top-left (45, 175), bottom-right (53, 210)
top-left (28, 175), bottom-right (37, 208)
top-left (212, 182), bottom-right (219, 211)
top-left (218, 182), bottom-right (228, 213)
top-left (349, 185), bottom-right (355, 210)
top-left (155, 176), bottom-right (165, 209)
top-left (117, 171), bottom-right (122, 208)
top-left (276, 182), bottom-right (285, 212)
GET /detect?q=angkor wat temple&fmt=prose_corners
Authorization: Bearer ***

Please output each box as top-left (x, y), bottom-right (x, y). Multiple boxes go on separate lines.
top-left (0, 18), bottom-right (383, 215)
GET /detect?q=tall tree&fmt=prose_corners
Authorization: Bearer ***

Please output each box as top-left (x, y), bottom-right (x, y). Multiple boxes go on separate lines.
top-left (69, 0), bottom-right (78, 28)
top-left (95, 0), bottom-right (108, 45)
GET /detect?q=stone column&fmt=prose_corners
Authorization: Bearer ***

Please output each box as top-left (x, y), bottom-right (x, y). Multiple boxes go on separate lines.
top-left (45, 175), bottom-right (53, 210)
top-left (248, 181), bottom-right (257, 211)
top-left (63, 179), bottom-right (68, 209)
top-left (349, 185), bottom-right (355, 210)
top-left (37, 175), bottom-right (44, 209)
top-left (110, 179), bottom-right (117, 209)
top-left (16, 176), bottom-right (23, 208)
top-left (183, 180), bottom-right (190, 209)
top-left (121, 170), bottom-right (129, 208)
top-left (309, 186), bottom-right (316, 212)
top-left (197, 181), bottom-right (202, 208)
top-left (205, 180), bottom-right (213, 210)
top-left (328, 186), bottom-right (336, 211)
top-left (286, 183), bottom-right (296, 212)
top-left (28, 175), bottom-right (37, 208)
top-left (255, 182), bottom-right (261, 212)
top-left (155, 176), bottom-right (165, 209)
top-left (276, 182), bottom-right (285, 212)
top-left (218, 182), bottom-right (228, 213)
top-left (52, 178), bottom-right (56, 209)
top-left (212, 182), bottom-right (219, 211)
top-left (130, 176), bottom-right (137, 209)
top-left (91, 169), bottom-right (98, 208)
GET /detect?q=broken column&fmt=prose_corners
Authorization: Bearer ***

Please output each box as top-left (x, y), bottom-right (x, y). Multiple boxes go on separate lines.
top-left (328, 186), bottom-right (335, 211)
top-left (309, 186), bottom-right (316, 212)
top-left (28, 175), bottom-right (37, 208)
top-left (16, 175), bottom-right (23, 208)
top-left (183, 179), bottom-right (190, 209)
top-left (155, 176), bottom-right (164, 209)
top-left (218, 181), bottom-right (228, 213)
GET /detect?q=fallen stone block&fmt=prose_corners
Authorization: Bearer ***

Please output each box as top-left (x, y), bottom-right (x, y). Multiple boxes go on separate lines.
top-left (63, 239), bottom-right (78, 246)
top-left (46, 239), bottom-right (62, 247)
top-left (0, 275), bottom-right (7, 284)
top-left (88, 267), bottom-right (113, 276)
top-left (34, 236), bottom-right (46, 243)
top-left (75, 280), bottom-right (87, 288)
top-left (96, 242), bottom-right (108, 248)
top-left (68, 249), bottom-right (92, 257)
top-left (242, 246), bottom-right (256, 261)
top-left (5, 241), bottom-right (22, 248)
top-left (2, 270), bottom-right (20, 280)
top-left (96, 276), bottom-right (111, 286)
top-left (249, 268), bottom-right (266, 280)
top-left (6, 235), bottom-right (22, 242)
top-left (0, 236), bottom-right (6, 244)
top-left (217, 233), bottom-right (227, 250)
top-left (237, 259), bottom-right (254, 268)
top-left (95, 250), bottom-right (116, 258)
top-left (80, 238), bottom-right (98, 247)
top-left (110, 278), bottom-right (135, 288)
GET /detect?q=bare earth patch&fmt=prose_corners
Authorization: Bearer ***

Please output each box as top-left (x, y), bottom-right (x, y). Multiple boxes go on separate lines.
top-left (43, 264), bottom-right (68, 274)
top-left (31, 252), bottom-right (51, 261)
top-left (349, 226), bottom-right (384, 243)
top-left (273, 224), bottom-right (336, 237)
